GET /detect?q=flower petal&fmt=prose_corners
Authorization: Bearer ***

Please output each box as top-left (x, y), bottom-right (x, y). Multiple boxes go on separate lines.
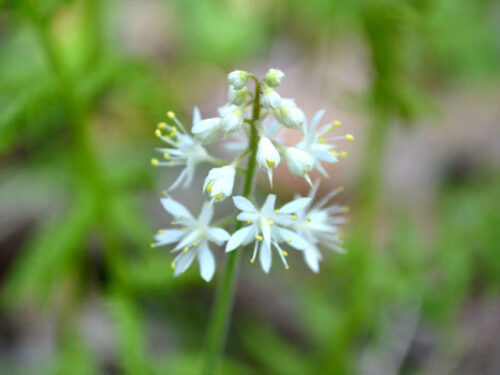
top-left (232, 196), bottom-right (257, 212)
top-left (198, 243), bottom-right (215, 282)
top-left (279, 228), bottom-right (309, 250)
top-left (261, 194), bottom-right (276, 213)
top-left (193, 106), bottom-right (201, 125)
top-left (304, 247), bottom-right (321, 273)
top-left (259, 242), bottom-right (272, 273)
top-left (198, 201), bottom-right (214, 224)
top-left (226, 226), bottom-right (253, 252)
top-left (279, 197), bottom-right (312, 214)
top-left (174, 250), bottom-right (196, 276)
top-left (208, 227), bottom-right (230, 245)
top-left (154, 229), bottom-right (184, 245)
top-left (161, 197), bottom-right (193, 219)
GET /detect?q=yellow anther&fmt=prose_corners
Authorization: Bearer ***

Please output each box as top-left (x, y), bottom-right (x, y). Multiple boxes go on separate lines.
top-left (150, 243), bottom-right (156, 248)
top-left (162, 190), bottom-right (168, 196)
top-left (163, 152), bottom-right (171, 159)
top-left (158, 122), bottom-right (167, 129)
top-left (181, 227), bottom-right (186, 231)
top-left (285, 265), bottom-right (290, 270)
top-left (331, 150), bottom-right (338, 158)
top-left (338, 186), bottom-right (345, 193)
top-left (170, 127), bottom-right (177, 137)
top-left (307, 217), bottom-right (312, 222)
top-left (155, 129), bottom-right (162, 137)
top-left (250, 259), bottom-right (255, 264)
top-left (247, 219), bottom-right (251, 224)
top-left (171, 262), bottom-right (176, 269)
top-left (345, 134), bottom-right (354, 141)
top-left (183, 247), bottom-right (189, 252)
top-left (268, 220), bottom-right (274, 226)
top-left (167, 111), bottom-right (175, 119)
top-left (193, 242), bottom-right (198, 247)
top-left (275, 209), bottom-right (279, 213)
top-left (171, 221), bottom-right (177, 225)
top-left (287, 238), bottom-right (292, 242)
top-left (181, 269), bottom-right (185, 274)
top-left (333, 120), bottom-right (341, 127)
top-left (205, 183), bottom-right (213, 193)
top-left (283, 251), bottom-right (288, 256)
top-left (292, 215), bottom-right (296, 221)
top-left (318, 135), bottom-right (326, 143)
top-left (340, 151), bottom-right (348, 158)
top-left (255, 235), bottom-right (263, 241)
top-left (179, 216), bottom-right (184, 219)
top-left (266, 159), bottom-right (275, 168)
top-left (157, 229), bottom-right (163, 235)
top-left (151, 158), bottom-right (159, 166)
top-left (325, 124), bottom-right (334, 132)
top-left (215, 193), bottom-right (222, 201)
top-left (343, 206), bottom-right (350, 213)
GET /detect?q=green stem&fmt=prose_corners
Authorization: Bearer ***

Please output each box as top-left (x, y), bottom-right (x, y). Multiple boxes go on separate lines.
top-left (202, 80), bottom-right (261, 375)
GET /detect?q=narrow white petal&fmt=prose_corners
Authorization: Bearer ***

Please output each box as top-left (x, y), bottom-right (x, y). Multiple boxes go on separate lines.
top-left (279, 228), bottom-right (309, 250)
top-left (236, 212), bottom-right (259, 222)
top-left (261, 194), bottom-right (276, 213)
top-left (199, 243), bottom-right (215, 281)
top-left (208, 227), bottom-right (230, 245)
top-left (161, 197), bottom-right (193, 219)
top-left (261, 219), bottom-right (271, 249)
top-left (198, 201), bottom-right (214, 224)
top-left (168, 169), bottom-right (188, 191)
top-left (304, 247), bottom-right (321, 273)
top-left (259, 242), bottom-right (272, 273)
top-left (193, 106), bottom-right (201, 125)
top-left (279, 197), bottom-right (312, 214)
top-left (232, 196), bottom-right (257, 213)
top-left (174, 250), bottom-right (196, 276)
top-left (226, 226), bottom-right (253, 252)
top-left (309, 109), bottom-right (325, 132)
top-left (154, 229), bottom-right (184, 245)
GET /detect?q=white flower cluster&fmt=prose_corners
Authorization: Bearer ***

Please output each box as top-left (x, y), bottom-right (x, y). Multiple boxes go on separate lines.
top-left (151, 69), bottom-right (353, 280)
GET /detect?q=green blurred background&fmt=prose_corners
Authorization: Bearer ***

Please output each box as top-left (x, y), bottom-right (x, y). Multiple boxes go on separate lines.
top-left (1, 0), bottom-right (499, 374)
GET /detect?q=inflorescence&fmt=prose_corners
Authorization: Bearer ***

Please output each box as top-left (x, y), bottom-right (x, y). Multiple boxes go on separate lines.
top-left (151, 69), bottom-right (353, 281)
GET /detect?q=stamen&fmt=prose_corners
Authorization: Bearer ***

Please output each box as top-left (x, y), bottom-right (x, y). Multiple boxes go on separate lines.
top-left (181, 227), bottom-right (186, 231)
top-left (287, 238), bottom-right (292, 242)
top-left (171, 262), bottom-right (176, 269)
top-left (250, 242), bottom-right (259, 264)
top-left (255, 235), bottom-right (263, 241)
top-left (247, 219), bottom-right (251, 224)
top-left (268, 220), bottom-right (274, 226)
top-left (340, 151), bottom-right (348, 158)
top-left (307, 217), bottom-right (312, 222)
top-left (275, 209), bottom-right (279, 213)
top-left (292, 215), bottom-right (296, 221)
top-left (158, 122), bottom-right (167, 129)
top-left (283, 251), bottom-right (288, 256)
top-left (170, 221), bottom-right (177, 225)
top-left (331, 150), bottom-right (338, 158)
top-left (150, 243), bottom-right (156, 248)
top-left (333, 120), bottom-right (341, 127)
top-left (215, 193), bottom-right (222, 201)
top-left (167, 111), bottom-right (175, 119)
top-left (345, 134), bottom-right (354, 141)
top-left (157, 230), bottom-right (163, 235)
top-left (163, 152), bottom-right (171, 159)
top-left (266, 159), bottom-right (275, 168)
top-left (343, 206), bottom-right (350, 213)
top-left (183, 247), bottom-right (189, 252)
top-left (205, 183), bottom-right (213, 193)
top-left (155, 129), bottom-right (162, 137)
top-left (151, 158), bottom-right (159, 166)
top-left (193, 242), bottom-right (198, 247)
top-left (162, 190), bottom-right (168, 197)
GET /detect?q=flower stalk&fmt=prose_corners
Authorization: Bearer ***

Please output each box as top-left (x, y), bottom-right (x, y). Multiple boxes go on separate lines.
top-left (201, 80), bottom-right (261, 375)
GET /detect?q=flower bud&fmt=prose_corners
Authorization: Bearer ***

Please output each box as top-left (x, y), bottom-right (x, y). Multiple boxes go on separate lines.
top-left (264, 69), bottom-right (284, 87)
top-left (191, 117), bottom-right (221, 144)
top-left (220, 105), bottom-right (244, 133)
top-left (228, 86), bottom-right (249, 106)
top-left (203, 165), bottom-right (236, 201)
top-left (256, 137), bottom-right (281, 186)
top-left (275, 100), bottom-right (305, 129)
top-left (227, 70), bottom-right (249, 90)
top-left (284, 147), bottom-right (314, 177)
top-left (261, 87), bottom-right (281, 109)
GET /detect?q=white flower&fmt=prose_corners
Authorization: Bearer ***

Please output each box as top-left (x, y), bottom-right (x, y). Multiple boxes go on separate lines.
top-left (219, 104), bottom-right (244, 133)
top-left (153, 197), bottom-right (230, 281)
top-left (226, 194), bottom-right (311, 273)
top-left (203, 165), bottom-right (236, 201)
top-left (274, 99), bottom-right (305, 129)
top-left (284, 147), bottom-right (315, 185)
top-left (191, 107), bottom-right (222, 144)
top-left (296, 110), bottom-right (354, 177)
top-left (290, 184), bottom-right (347, 273)
top-left (264, 68), bottom-right (284, 87)
top-left (152, 109), bottom-right (212, 191)
top-left (228, 86), bottom-right (250, 106)
top-left (256, 136), bottom-right (280, 187)
top-left (261, 87), bottom-right (281, 109)
top-left (227, 70), bottom-right (249, 90)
